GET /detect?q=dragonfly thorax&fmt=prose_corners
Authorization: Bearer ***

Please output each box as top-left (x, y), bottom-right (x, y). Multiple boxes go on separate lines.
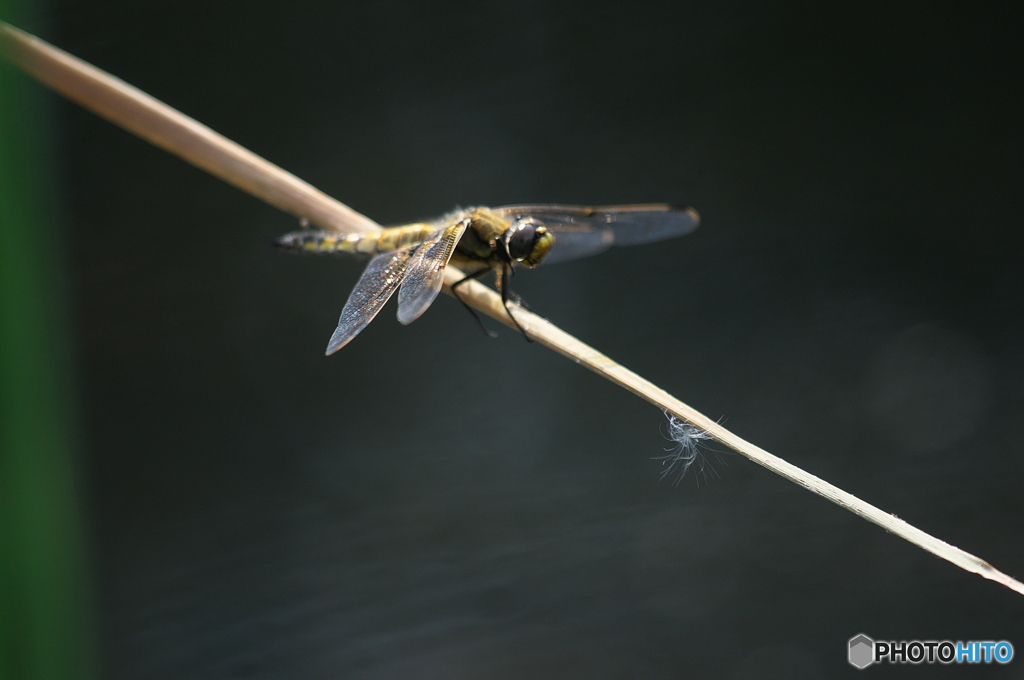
top-left (455, 208), bottom-right (554, 269)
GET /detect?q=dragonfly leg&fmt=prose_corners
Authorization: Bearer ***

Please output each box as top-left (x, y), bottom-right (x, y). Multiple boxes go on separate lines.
top-left (452, 269), bottom-right (498, 339)
top-left (498, 264), bottom-right (533, 343)
top-left (505, 287), bottom-right (531, 310)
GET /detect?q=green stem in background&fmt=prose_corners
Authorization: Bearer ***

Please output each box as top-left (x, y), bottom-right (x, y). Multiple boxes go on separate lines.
top-left (0, 11), bottom-right (97, 680)
top-left (1, 20), bottom-right (1022, 598)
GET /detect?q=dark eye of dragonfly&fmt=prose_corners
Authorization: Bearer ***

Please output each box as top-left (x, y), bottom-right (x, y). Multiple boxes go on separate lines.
top-left (506, 218), bottom-right (545, 259)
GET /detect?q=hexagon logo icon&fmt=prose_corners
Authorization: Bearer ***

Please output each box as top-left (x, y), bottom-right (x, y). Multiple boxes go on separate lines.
top-left (849, 634), bottom-right (875, 669)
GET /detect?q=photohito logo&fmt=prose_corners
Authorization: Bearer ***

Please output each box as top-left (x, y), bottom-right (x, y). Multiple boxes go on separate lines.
top-left (848, 634), bottom-right (1014, 669)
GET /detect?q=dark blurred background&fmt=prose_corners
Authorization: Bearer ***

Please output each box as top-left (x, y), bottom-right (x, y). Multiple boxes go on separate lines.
top-left (9, 0), bottom-right (1024, 677)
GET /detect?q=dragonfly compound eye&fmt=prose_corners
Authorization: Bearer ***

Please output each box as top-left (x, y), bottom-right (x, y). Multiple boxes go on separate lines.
top-left (507, 218), bottom-right (554, 268)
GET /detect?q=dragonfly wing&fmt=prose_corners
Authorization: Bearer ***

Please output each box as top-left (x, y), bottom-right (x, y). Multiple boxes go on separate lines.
top-left (325, 246), bottom-right (417, 355)
top-left (595, 204), bottom-right (700, 245)
top-left (396, 219), bottom-right (469, 325)
top-left (496, 204), bottom-right (700, 262)
top-left (534, 225), bottom-right (615, 264)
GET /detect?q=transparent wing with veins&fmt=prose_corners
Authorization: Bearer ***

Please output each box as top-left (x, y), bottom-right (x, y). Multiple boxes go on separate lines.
top-left (324, 246), bottom-right (418, 355)
top-left (396, 218), bottom-right (469, 325)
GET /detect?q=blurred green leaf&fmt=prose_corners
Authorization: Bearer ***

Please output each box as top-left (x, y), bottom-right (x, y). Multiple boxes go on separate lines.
top-left (0, 11), bottom-right (97, 680)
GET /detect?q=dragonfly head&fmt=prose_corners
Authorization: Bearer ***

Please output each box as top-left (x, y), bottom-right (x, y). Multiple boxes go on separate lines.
top-left (505, 217), bottom-right (554, 268)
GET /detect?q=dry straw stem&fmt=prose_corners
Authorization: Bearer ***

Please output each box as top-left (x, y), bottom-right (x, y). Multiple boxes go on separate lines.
top-left (4, 20), bottom-right (1021, 596)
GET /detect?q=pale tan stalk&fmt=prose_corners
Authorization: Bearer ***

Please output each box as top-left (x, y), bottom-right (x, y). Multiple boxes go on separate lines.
top-left (0, 22), bottom-right (379, 234)
top-left (4, 20), bottom-right (1020, 596)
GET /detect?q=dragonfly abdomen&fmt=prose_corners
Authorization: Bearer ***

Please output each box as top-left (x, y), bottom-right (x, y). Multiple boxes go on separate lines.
top-left (274, 224), bottom-right (437, 255)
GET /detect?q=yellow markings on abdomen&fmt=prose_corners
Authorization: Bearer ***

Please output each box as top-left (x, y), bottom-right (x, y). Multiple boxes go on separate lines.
top-left (275, 223), bottom-right (437, 255)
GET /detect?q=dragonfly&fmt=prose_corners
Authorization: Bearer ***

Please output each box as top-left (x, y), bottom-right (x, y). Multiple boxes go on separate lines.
top-left (275, 203), bottom-right (700, 354)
